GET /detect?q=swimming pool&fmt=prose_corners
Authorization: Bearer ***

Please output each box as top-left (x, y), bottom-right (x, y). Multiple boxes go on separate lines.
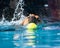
top-left (0, 22), bottom-right (60, 48)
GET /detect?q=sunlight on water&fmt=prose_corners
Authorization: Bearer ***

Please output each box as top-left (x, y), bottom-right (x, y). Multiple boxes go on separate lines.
top-left (24, 36), bottom-right (36, 39)
top-left (13, 34), bottom-right (20, 40)
top-left (25, 43), bottom-right (35, 46)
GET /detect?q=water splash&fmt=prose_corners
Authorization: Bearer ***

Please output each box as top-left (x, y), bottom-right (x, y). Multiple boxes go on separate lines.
top-left (12, 0), bottom-right (25, 24)
top-left (0, 0), bottom-right (25, 26)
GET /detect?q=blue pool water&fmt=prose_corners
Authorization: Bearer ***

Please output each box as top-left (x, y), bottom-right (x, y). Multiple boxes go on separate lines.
top-left (0, 22), bottom-right (60, 48)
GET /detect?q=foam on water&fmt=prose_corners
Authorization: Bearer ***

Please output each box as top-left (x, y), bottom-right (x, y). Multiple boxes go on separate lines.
top-left (43, 26), bottom-right (60, 30)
